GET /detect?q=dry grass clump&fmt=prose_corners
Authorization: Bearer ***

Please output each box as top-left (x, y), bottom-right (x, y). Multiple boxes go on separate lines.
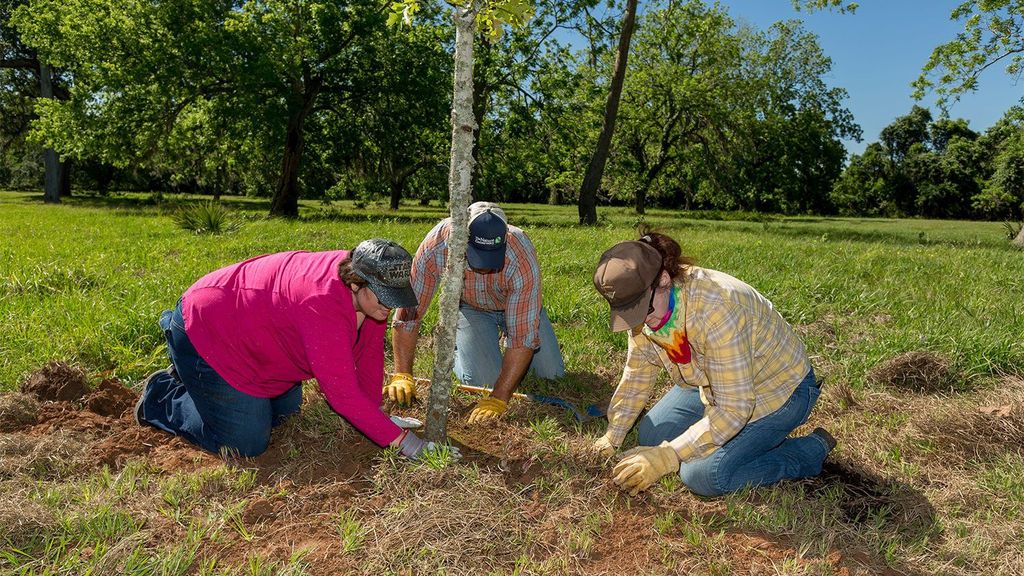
top-left (360, 464), bottom-right (534, 574)
top-left (0, 430), bottom-right (89, 480)
top-left (0, 483), bottom-right (56, 542)
top-left (913, 404), bottom-right (1024, 464)
top-left (359, 456), bottom-right (609, 575)
top-left (0, 392), bottom-right (40, 432)
top-left (867, 351), bottom-right (958, 393)
top-left (20, 361), bottom-right (89, 402)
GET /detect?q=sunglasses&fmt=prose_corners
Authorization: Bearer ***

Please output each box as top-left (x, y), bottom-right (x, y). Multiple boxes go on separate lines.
top-left (646, 277), bottom-right (660, 316)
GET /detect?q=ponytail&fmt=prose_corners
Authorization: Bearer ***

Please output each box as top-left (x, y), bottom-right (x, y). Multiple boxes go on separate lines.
top-left (637, 225), bottom-right (694, 281)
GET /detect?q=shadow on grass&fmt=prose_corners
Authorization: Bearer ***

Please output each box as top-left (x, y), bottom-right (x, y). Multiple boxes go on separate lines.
top-left (806, 460), bottom-right (939, 543)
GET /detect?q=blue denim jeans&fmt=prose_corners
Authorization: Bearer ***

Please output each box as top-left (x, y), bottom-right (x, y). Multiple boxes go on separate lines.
top-left (637, 369), bottom-right (827, 497)
top-left (453, 306), bottom-right (565, 388)
top-left (138, 301), bottom-right (302, 457)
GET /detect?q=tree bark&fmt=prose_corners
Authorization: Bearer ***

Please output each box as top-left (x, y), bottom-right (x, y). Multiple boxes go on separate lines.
top-left (1014, 224), bottom-right (1024, 249)
top-left (425, 4), bottom-right (478, 442)
top-left (389, 178), bottom-right (404, 211)
top-left (577, 0), bottom-right (639, 225)
top-left (270, 82), bottom-right (319, 218)
top-left (38, 63), bottom-right (65, 204)
top-left (634, 185), bottom-right (647, 214)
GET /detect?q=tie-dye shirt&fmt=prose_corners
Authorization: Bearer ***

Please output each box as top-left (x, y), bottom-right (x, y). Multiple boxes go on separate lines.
top-left (603, 267), bottom-right (811, 462)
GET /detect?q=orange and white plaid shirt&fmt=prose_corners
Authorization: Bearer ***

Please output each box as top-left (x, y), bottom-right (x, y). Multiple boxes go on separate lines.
top-left (604, 267), bottom-right (811, 462)
top-left (392, 219), bottom-right (544, 349)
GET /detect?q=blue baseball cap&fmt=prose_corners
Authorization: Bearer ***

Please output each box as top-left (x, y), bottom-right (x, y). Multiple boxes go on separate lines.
top-left (466, 202), bottom-right (508, 271)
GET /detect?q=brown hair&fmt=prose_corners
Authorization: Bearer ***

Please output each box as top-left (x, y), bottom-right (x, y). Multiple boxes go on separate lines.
top-left (637, 225), bottom-right (695, 281)
top-left (337, 256), bottom-right (368, 287)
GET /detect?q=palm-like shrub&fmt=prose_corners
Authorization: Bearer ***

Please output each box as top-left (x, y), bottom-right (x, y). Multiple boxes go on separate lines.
top-left (173, 201), bottom-right (240, 235)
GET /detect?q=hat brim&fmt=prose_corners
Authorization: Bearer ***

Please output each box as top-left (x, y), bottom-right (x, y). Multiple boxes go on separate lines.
top-left (466, 245), bottom-right (506, 271)
top-left (368, 283), bottom-right (418, 310)
top-left (608, 286), bottom-right (652, 332)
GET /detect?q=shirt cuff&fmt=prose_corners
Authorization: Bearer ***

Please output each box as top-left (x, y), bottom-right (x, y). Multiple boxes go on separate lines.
top-left (668, 433), bottom-right (700, 462)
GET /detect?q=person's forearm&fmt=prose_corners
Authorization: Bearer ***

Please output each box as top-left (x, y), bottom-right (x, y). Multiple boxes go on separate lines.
top-left (490, 347), bottom-right (534, 402)
top-left (391, 327), bottom-right (419, 375)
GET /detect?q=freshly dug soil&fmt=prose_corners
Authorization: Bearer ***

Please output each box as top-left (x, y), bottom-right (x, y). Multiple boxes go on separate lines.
top-left (20, 361), bottom-right (89, 402)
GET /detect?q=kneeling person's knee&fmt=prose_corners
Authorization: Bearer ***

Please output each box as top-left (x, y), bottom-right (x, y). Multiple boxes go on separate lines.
top-left (679, 459), bottom-right (725, 497)
top-left (221, 430), bottom-right (271, 458)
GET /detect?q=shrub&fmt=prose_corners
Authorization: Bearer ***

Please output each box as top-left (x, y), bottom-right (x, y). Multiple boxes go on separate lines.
top-left (173, 201), bottom-right (240, 235)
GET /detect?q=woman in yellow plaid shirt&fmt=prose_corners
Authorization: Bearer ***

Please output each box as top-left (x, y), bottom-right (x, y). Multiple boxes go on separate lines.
top-left (591, 231), bottom-right (836, 496)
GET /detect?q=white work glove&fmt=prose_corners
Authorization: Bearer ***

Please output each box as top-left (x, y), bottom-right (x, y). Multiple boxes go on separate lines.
top-left (396, 430), bottom-right (462, 462)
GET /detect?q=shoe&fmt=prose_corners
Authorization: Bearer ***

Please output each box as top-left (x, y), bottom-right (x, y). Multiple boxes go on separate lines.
top-left (133, 391), bottom-right (146, 425)
top-left (811, 427), bottom-right (837, 452)
top-left (134, 368), bottom-right (166, 425)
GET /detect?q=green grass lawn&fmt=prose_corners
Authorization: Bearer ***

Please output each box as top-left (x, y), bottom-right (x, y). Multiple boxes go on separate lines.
top-left (2, 190), bottom-right (1021, 392)
top-left (2, 189), bottom-right (1024, 575)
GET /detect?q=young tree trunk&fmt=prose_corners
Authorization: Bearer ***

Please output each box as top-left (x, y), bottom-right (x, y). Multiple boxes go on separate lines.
top-left (38, 63), bottom-right (65, 204)
top-left (425, 4), bottom-right (478, 442)
top-left (576, 0), bottom-right (639, 225)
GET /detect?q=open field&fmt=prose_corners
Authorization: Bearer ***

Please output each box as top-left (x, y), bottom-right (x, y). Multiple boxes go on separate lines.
top-left (2, 190), bottom-right (1023, 575)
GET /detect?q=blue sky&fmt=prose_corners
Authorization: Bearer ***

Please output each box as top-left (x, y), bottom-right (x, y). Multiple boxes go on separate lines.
top-left (717, 1), bottom-right (1023, 156)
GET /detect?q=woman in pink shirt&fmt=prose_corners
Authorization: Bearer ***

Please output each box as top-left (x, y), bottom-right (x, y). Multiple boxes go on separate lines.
top-left (135, 239), bottom-right (445, 460)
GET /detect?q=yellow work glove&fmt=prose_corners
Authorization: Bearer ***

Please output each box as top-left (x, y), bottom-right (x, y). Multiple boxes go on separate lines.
top-left (384, 373), bottom-right (416, 405)
top-left (591, 433), bottom-right (618, 458)
top-left (467, 397), bottom-right (508, 424)
top-left (611, 442), bottom-right (680, 496)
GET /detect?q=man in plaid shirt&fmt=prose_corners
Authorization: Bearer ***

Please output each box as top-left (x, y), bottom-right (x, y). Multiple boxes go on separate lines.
top-left (387, 202), bottom-right (565, 423)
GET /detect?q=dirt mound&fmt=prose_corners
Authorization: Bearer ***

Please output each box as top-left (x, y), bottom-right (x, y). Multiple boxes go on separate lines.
top-left (84, 378), bottom-right (136, 417)
top-left (867, 351), bottom-right (958, 393)
top-left (20, 361), bottom-right (89, 402)
top-left (0, 392), bottom-right (40, 432)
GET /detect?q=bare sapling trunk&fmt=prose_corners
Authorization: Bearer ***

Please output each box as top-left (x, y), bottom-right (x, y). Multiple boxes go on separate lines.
top-left (425, 4), bottom-right (478, 442)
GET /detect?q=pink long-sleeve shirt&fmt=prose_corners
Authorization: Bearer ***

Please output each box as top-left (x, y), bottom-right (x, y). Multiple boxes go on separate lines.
top-left (181, 250), bottom-right (402, 447)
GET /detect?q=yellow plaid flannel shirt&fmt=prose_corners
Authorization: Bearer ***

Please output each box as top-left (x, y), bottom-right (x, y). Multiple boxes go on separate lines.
top-left (604, 267), bottom-right (811, 462)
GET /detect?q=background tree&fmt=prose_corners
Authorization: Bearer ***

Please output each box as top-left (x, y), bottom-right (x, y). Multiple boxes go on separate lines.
top-left (730, 19), bottom-right (858, 214)
top-left (1, 0), bottom-right (68, 202)
top-left (577, 0), bottom-right (637, 225)
top-left (913, 0), bottom-right (1024, 110)
top-left (14, 0), bottom-right (389, 217)
top-left (608, 0), bottom-right (741, 215)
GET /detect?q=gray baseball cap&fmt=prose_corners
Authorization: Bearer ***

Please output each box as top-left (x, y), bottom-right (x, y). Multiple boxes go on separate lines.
top-left (351, 239), bottom-right (418, 309)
